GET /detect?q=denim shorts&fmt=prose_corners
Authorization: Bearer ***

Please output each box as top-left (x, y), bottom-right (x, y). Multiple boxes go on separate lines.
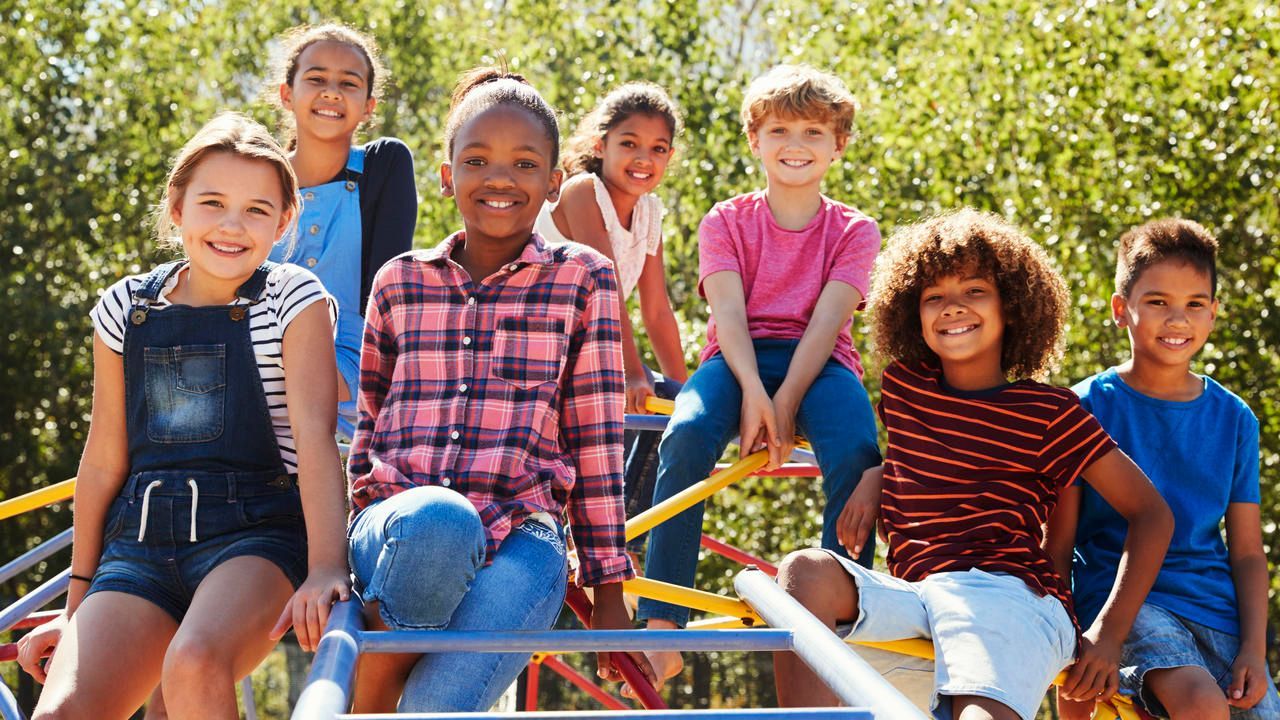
top-left (1120, 602), bottom-right (1280, 718)
top-left (85, 470), bottom-right (308, 623)
top-left (830, 552), bottom-right (1076, 720)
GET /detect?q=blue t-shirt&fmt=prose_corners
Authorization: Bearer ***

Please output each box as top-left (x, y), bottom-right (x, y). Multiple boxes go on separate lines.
top-left (1070, 367), bottom-right (1260, 635)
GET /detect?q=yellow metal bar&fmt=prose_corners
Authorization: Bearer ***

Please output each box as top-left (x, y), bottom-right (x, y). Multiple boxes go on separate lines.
top-left (644, 396), bottom-right (675, 415)
top-left (623, 577), bottom-right (762, 623)
top-left (687, 616), bottom-right (752, 630)
top-left (624, 452), bottom-right (769, 542)
top-left (0, 479), bottom-right (76, 521)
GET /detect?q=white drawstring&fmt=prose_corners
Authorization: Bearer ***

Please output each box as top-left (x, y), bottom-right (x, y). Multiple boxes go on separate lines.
top-left (137, 480), bottom-right (163, 542)
top-left (187, 478), bottom-right (199, 542)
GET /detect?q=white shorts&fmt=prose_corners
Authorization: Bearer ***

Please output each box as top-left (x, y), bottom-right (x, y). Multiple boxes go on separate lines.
top-left (830, 552), bottom-right (1077, 720)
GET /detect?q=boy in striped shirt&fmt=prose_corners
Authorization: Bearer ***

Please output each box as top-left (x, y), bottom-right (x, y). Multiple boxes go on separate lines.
top-left (774, 210), bottom-right (1173, 720)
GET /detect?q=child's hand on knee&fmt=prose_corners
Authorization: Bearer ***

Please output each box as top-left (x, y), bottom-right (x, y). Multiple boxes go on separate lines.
top-left (1059, 628), bottom-right (1120, 703)
top-left (16, 612), bottom-right (66, 683)
top-left (271, 567), bottom-right (352, 652)
top-left (1228, 651), bottom-right (1270, 709)
top-left (837, 466), bottom-right (883, 557)
top-left (740, 383), bottom-right (781, 469)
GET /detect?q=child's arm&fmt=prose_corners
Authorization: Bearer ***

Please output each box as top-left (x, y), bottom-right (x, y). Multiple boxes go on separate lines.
top-left (17, 335), bottom-right (130, 682)
top-left (348, 266), bottom-right (399, 485)
top-left (363, 141), bottom-right (417, 305)
top-left (556, 182), bottom-right (658, 413)
top-left (1060, 449), bottom-right (1173, 702)
top-left (1225, 501), bottom-right (1270, 709)
top-left (560, 262), bottom-right (654, 686)
top-left (1045, 486), bottom-right (1099, 720)
top-left (772, 280), bottom-right (862, 462)
top-left (703, 271), bottom-right (780, 468)
top-left (271, 301), bottom-right (350, 652)
top-left (635, 245), bottom-right (688, 385)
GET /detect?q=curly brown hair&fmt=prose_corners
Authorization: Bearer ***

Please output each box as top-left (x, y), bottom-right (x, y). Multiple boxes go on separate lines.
top-left (869, 209), bottom-right (1069, 380)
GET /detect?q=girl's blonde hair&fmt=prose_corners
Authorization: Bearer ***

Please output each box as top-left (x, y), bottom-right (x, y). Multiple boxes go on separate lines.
top-left (155, 112), bottom-right (300, 253)
top-left (561, 82), bottom-right (682, 177)
top-left (268, 23), bottom-right (388, 149)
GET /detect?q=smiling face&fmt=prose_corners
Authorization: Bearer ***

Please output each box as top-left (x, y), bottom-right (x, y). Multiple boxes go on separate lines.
top-left (280, 40), bottom-right (375, 144)
top-left (441, 104), bottom-right (562, 247)
top-left (919, 273), bottom-right (1007, 389)
top-left (1114, 259), bottom-right (1217, 371)
top-left (596, 113), bottom-right (673, 198)
top-left (172, 152), bottom-right (292, 285)
top-left (748, 112), bottom-right (844, 190)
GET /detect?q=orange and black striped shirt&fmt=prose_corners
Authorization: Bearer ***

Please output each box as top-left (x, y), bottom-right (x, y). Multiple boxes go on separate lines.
top-left (879, 361), bottom-right (1115, 623)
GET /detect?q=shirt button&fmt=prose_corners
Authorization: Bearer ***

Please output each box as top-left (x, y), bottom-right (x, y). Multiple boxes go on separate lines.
top-left (507, 263), bottom-right (518, 272)
top-left (441, 476), bottom-right (452, 487)
top-left (466, 296), bottom-right (477, 306)
top-left (309, 224), bottom-right (320, 235)
top-left (345, 180), bottom-right (357, 191)
top-left (457, 383), bottom-right (469, 393)
top-left (462, 336), bottom-right (472, 346)
top-left (306, 257), bottom-right (318, 267)
top-left (450, 430), bottom-right (461, 440)
top-left (304, 191), bottom-right (315, 201)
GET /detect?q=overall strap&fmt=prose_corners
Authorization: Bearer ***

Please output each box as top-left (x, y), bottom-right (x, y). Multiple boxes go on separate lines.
top-left (235, 262), bottom-right (276, 301)
top-left (345, 146), bottom-right (366, 177)
top-left (132, 261), bottom-right (186, 303)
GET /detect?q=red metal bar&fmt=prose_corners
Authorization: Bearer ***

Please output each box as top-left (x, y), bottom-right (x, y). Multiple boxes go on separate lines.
top-left (9, 609), bottom-right (61, 630)
top-left (540, 653), bottom-right (630, 711)
top-left (563, 585), bottom-right (667, 710)
top-left (524, 658), bottom-right (541, 711)
top-left (700, 535), bottom-right (778, 576)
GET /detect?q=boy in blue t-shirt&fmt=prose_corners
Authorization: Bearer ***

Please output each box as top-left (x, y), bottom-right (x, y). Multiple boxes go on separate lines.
top-left (1048, 219), bottom-right (1280, 720)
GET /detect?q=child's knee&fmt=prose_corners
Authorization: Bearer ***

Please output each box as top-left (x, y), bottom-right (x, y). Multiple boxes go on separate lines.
top-left (776, 549), bottom-right (857, 618)
top-left (384, 486), bottom-right (483, 553)
top-left (162, 634), bottom-right (234, 686)
top-left (1147, 667), bottom-right (1230, 720)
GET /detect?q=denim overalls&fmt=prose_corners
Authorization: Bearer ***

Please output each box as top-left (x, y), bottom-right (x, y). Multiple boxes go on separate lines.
top-left (270, 147), bottom-right (364, 402)
top-left (85, 261), bottom-right (308, 622)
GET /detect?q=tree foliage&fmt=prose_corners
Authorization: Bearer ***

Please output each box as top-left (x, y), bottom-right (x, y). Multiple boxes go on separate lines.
top-left (2, 1), bottom-right (1277, 716)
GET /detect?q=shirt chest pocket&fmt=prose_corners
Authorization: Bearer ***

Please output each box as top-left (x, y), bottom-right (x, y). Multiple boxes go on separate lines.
top-left (490, 316), bottom-right (568, 390)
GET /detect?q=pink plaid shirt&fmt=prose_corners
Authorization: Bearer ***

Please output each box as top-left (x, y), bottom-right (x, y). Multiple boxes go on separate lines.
top-left (348, 232), bottom-right (633, 586)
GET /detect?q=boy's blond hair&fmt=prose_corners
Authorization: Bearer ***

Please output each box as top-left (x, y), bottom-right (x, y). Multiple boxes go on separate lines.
top-left (740, 65), bottom-right (857, 141)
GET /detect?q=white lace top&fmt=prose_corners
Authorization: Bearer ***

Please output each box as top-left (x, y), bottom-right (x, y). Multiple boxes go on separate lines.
top-left (536, 174), bottom-right (664, 299)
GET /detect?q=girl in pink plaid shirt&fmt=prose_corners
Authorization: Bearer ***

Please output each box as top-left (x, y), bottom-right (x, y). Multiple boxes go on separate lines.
top-left (346, 67), bottom-right (655, 712)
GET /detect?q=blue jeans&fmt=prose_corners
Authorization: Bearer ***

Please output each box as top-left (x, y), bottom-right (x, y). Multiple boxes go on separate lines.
top-left (624, 367), bottom-right (683, 552)
top-left (638, 340), bottom-right (881, 627)
top-left (348, 486), bottom-right (568, 712)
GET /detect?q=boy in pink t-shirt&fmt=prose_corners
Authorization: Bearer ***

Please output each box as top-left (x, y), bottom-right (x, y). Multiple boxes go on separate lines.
top-left (632, 64), bottom-right (881, 691)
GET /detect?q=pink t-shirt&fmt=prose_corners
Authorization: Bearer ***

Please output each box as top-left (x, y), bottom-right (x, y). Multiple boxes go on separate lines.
top-left (697, 191), bottom-right (880, 377)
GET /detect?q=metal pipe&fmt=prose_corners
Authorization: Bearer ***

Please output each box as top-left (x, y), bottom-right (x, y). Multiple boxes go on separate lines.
top-left (622, 577), bottom-right (760, 622)
top-left (0, 683), bottom-right (25, 720)
top-left (0, 529), bottom-right (73, 586)
top-left (733, 568), bottom-right (926, 720)
top-left (358, 629), bottom-right (792, 654)
top-left (539, 654), bottom-right (629, 711)
top-left (290, 598), bottom-right (362, 720)
top-left (0, 570), bottom-right (68, 633)
top-left (563, 585), bottom-right (666, 711)
top-left (0, 480), bottom-right (76, 522)
top-left (700, 535), bottom-right (778, 575)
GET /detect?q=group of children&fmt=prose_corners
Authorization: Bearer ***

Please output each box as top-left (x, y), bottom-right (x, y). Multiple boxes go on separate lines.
top-left (10, 20), bottom-right (1276, 720)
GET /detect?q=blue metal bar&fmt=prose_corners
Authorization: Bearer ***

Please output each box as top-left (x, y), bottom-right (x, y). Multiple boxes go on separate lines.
top-left (0, 529), bottom-right (73, 586)
top-left (358, 628), bottom-right (793, 654)
top-left (241, 676), bottom-right (257, 720)
top-left (343, 711), bottom-right (872, 719)
top-left (0, 569), bottom-right (69, 633)
top-left (0, 682), bottom-right (26, 720)
top-left (291, 599), bottom-right (363, 720)
top-left (733, 568), bottom-right (926, 720)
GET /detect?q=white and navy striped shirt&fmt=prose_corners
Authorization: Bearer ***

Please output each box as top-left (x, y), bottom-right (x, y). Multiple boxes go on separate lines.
top-left (91, 263), bottom-right (336, 472)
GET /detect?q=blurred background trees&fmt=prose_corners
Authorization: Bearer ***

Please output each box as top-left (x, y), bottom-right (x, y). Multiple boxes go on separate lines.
top-left (2, 1), bottom-right (1276, 716)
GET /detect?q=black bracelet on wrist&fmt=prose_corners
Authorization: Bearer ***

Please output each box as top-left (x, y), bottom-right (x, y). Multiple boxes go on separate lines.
top-left (68, 573), bottom-right (93, 583)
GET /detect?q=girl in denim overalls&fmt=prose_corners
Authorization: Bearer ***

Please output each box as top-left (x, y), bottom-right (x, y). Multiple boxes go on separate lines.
top-left (18, 114), bottom-right (350, 720)
top-left (270, 23), bottom-right (417, 407)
